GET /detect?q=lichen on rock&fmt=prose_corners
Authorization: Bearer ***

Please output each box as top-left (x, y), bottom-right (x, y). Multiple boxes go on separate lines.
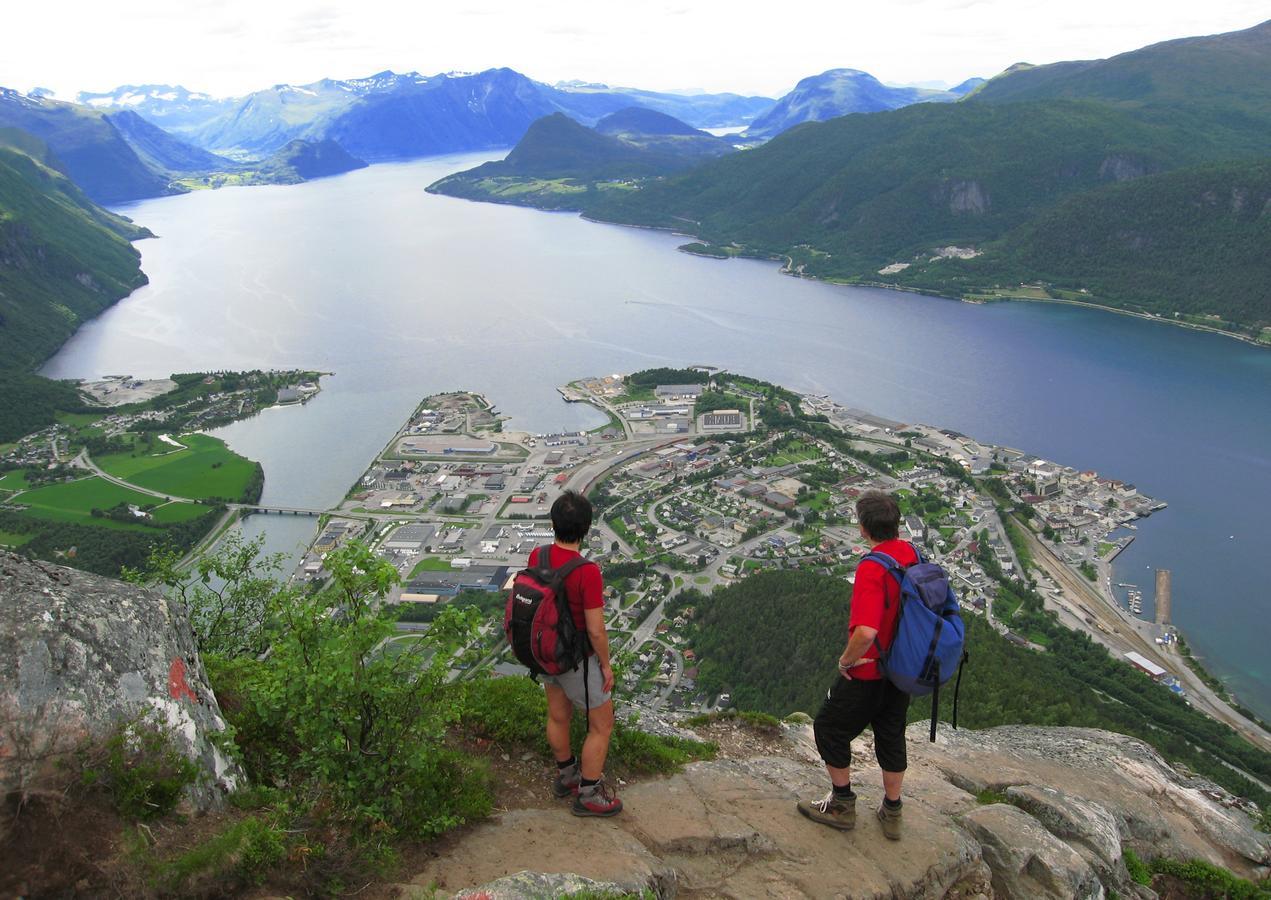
top-left (0, 551), bottom-right (243, 811)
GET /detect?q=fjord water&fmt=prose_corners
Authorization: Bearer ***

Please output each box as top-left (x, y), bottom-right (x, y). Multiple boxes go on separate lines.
top-left (43, 156), bottom-right (1271, 719)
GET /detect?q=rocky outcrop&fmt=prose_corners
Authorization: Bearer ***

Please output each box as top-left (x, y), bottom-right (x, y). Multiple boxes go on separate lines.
top-left (946, 179), bottom-right (990, 215)
top-left (407, 722), bottom-right (1269, 899)
top-left (0, 551), bottom-right (242, 812)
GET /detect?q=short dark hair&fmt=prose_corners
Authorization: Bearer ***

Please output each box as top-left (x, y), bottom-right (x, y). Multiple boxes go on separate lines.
top-left (856, 489), bottom-right (900, 541)
top-left (550, 490), bottom-right (593, 543)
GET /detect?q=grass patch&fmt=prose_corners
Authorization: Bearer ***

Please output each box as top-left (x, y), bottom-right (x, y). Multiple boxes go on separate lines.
top-left (409, 556), bottom-right (455, 578)
top-left (94, 433), bottom-right (257, 501)
top-left (975, 787), bottom-right (1010, 805)
top-left (54, 410), bottom-right (104, 427)
top-left (147, 501), bottom-right (212, 524)
top-left (456, 676), bottom-right (715, 778)
top-left (0, 470), bottom-right (31, 492)
top-left (13, 477), bottom-right (169, 530)
top-left (0, 529), bottom-right (34, 547)
top-left (685, 709), bottom-right (782, 732)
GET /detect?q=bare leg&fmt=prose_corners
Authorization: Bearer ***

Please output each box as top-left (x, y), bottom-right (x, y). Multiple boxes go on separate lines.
top-left (882, 769), bottom-right (905, 802)
top-left (545, 684), bottom-right (574, 763)
top-left (826, 762), bottom-right (852, 789)
top-left (580, 700), bottom-right (615, 780)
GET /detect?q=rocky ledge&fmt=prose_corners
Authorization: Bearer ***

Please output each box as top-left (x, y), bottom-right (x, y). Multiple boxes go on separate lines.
top-left (397, 723), bottom-right (1269, 899)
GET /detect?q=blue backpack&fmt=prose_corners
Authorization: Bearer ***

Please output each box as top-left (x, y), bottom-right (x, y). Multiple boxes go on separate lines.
top-left (863, 545), bottom-right (968, 741)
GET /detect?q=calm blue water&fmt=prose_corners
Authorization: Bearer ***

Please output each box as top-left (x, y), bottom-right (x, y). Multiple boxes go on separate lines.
top-left (42, 155), bottom-right (1271, 718)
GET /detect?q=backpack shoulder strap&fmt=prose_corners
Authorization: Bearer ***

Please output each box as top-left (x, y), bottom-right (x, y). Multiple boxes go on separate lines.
top-left (862, 550), bottom-right (905, 584)
top-left (909, 541), bottom-right (926, 564)
top-left (552, 555), bottom-right (590, 586)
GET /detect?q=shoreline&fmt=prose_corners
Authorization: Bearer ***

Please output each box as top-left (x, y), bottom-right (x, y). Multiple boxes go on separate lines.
top-left (577, 213), bottom-right (1269, 350)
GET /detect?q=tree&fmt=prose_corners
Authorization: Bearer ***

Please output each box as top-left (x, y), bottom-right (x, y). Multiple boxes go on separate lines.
top-left (127, 532), bottom-right (286, 658)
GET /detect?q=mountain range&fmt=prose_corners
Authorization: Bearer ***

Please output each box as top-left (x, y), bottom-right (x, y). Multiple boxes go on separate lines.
top-left (577, 19), bottom-right (1271, 332)
top-left (0, 89), bottom-right (368, 204)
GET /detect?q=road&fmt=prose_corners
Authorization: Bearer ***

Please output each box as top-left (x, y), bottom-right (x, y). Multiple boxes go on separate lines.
top-left (73, 449), bottom-right (194, 504)
top-left (1018, 523), bottom-right (1271, 753)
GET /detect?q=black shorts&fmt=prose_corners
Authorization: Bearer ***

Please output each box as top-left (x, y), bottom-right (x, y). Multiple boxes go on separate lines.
top-left (812, 676), bottom-right (910, 772)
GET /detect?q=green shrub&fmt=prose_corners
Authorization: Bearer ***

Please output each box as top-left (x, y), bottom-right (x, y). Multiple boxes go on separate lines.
top-left (81, 718), bottom-right (200, 821)
top-left (1123, 849), bottom-right (1151, 886)
top-left (142, 815), bottom-right (286, 893)
top-left (1147, 857), bottom-right (1271, 899)
top-left (208, 543), bottom-right (491, 840)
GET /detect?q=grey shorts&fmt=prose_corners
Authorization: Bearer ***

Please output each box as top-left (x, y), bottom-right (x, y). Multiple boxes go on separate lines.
top-left (541, 655), bottom-right (611, 710)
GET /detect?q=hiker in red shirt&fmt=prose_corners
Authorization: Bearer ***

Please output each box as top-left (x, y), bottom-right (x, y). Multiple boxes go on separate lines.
top-left (797, 489), bottom-right (911, 840)
top-left (530, 491), bottom-right (622, 816)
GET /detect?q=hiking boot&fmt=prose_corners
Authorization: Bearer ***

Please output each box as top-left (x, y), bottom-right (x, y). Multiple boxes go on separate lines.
top-left (552, 762), bottom-right (581, 799)
top-left (572, 779), bottom-right (623, 817)
top-left (797, 790), bottom-right (856, 830)
top-left (876, 800), bottom-right (902, 840)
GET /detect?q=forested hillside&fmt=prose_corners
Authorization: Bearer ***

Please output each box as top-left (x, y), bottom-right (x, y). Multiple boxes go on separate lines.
top-left (565, 19), bottom-right (1271, 333)
top-left (0, 133), bottom-right (149, 439)
top-left (588, 99), bottom-right (1196, 266)
top-left (675, 570), bottom-right (1271, 809)
top-left (889, 158), bottom-right (1271, 326)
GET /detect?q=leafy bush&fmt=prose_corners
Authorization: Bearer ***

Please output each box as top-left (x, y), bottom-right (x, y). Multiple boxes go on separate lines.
top-left (80, 718), bottom-right (200, 821)
top-left (1123, 849), bottom-right (1152, 886)
top-left (208, 543), bottom-right (491, 840)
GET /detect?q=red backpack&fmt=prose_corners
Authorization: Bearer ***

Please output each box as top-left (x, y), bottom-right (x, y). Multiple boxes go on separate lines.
top-left (504, 545), bottom-right (592, 676)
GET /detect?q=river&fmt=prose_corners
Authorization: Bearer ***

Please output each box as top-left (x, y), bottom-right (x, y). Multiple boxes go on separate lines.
top-left (41, 154), bottom-right (1271, 719)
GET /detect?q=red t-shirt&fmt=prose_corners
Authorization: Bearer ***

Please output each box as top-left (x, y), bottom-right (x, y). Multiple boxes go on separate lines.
top-left (527, 545), bottom-right (604, 631)
top-left (847, 539), bottom-right (918, 680)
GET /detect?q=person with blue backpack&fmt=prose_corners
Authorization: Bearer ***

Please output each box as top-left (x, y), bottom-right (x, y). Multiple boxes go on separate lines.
top-left (797, 489), bottom-right (966, 840)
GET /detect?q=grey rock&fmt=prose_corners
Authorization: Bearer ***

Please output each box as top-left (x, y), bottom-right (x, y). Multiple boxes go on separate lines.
top-left (923, 724), bottom-right (1270, 875)
top-left (962, 803), bottom-right (1104, 899)
top-left (1005, 784), bottom-right (1126, 883)
top-left (0, 551), bottom-right (243, 812)
top-left (451, 870), bottom-right (654, 899)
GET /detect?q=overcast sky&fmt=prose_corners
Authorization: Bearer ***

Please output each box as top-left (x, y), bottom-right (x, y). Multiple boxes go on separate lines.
top-left (5, 0), bottom-right (1267, 99)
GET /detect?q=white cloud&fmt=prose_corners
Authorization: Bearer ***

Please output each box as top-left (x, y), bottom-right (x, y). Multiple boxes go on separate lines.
top-left (1, 0), bottom-right (1265, 100)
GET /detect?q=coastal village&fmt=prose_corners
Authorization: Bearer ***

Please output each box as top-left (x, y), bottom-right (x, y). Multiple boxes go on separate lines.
top-left (283, 370), bottom-right (1201, 729)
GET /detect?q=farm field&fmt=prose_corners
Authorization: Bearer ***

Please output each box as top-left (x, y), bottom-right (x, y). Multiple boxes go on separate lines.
top-left (12, 477), bottom-right (175, 530)
top-left (0, 530), bottom-right (34, 547)
top-left (95, 433), bottom-right (258, 501)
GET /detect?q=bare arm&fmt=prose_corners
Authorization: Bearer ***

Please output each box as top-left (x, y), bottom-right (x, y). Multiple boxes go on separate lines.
top-left (838, 625), bottom-right (878, 675)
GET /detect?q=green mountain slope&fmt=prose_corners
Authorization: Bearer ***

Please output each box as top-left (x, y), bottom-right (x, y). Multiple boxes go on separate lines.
top-left (589, 99), bottom-right (1193, 266)
top-left (570, 21), bottom-right (1271, 331)
top-left (891, 158), bottom-right (1271, 327)
top-left (972, 20), bottom-right (1271, 112)
top-left (674, 570), bottom-right (1271, 809)
top-left (259, 139), bottom-right (368, 181)
top-left (0, 134), bottom-right (148, 424)
top-left (428, 111), bottom-right (735, 210)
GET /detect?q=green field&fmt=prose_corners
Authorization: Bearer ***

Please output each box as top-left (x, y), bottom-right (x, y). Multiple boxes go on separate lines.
top-left (409, 556), bottom-right (455, 578)
top-left (12, 477), bottom-right (173, 530)
top-left (0, 530), bottom-right (34, 547)
top-left (94, 433), bottom-right (257, 500)
top-left (54, 411), bottom-right (105, 427)
top-left (148, 501), bottom-right (214, 524)
top-left (0, 470), bottom-right (31, 493)
top-left (764, 440), bottom-right (821, 467)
